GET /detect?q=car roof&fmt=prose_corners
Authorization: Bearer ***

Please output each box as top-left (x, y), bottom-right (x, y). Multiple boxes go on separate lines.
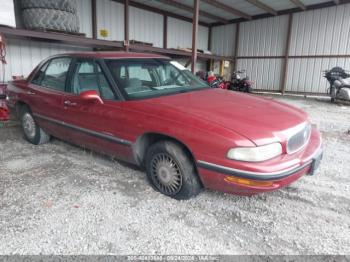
top-left (59, 51), bottom-right (170, 59)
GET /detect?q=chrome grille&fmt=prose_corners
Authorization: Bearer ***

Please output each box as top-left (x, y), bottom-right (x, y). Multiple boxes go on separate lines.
top-left (287, 123), bottom-right (311, 154)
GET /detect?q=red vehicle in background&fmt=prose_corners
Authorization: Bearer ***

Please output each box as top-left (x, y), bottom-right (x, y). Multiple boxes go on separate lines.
top-left (0, 34), bottom-right (9, 121)
top-left (6, 52), bottom-right (322, 199)
top-left (0, 84), bottom-right (9, 121)
top-left (196, 70), bottom-right (228, 89)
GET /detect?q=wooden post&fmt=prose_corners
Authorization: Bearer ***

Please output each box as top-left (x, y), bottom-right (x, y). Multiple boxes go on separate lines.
top-left (233, 22), bottom-right (240, 72)
top-left (191, 0), bottom-right (199, 73)
top-left (163, 15), bottom-right (168, 49)
top-left (280, 13), bottom-right (293, 94)
top-left (124, 0), bottom-right (129, 52)
top-left (91, 0), bottom-right (97, 39)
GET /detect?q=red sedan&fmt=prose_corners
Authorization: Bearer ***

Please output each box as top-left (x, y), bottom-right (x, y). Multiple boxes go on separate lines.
top-left (6, 52), bottom-right (323, 199)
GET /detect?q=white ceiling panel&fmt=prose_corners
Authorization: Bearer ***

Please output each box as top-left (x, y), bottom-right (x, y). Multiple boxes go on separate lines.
top-left (259, 0), bottom-right (296, 11)
top-left (130, 0), bottom-right (341, 23)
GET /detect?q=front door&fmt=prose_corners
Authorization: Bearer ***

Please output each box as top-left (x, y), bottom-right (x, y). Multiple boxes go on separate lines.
top-left (61, 59), bottom-right (134, 162)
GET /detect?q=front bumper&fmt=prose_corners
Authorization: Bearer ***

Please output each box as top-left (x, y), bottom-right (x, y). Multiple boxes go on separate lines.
top-left (197, 128), bottom-right (322, 195)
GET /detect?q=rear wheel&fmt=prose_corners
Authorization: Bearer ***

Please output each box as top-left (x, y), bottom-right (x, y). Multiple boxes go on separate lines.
top-left (20, 107), bottom-right (50, 145)
top-left (145, 141), bottom-right (202, 200)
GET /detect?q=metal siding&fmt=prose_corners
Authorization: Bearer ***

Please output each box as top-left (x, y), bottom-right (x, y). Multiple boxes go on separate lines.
top-left (286, 57), bottom-right (350, 93)
top-left (237, 59), bottom-right (283, 91)
top-left (238, 15), bottom-right (289, 56)
top-left (175, 58), bottom-right (207, 72)
top-left (96, 0), bottom-right (124, 41)
top-left (211, 24), bottom-right (236, 56)
top-left (290, 4), bottom-right (350, 56)
top-left (286, 4), bottom-right (350, 94)
top-left (167, 17), bottom-right (209, 50)
top-left (76, 0), bottom-right (92, 38)
top-left (129, 7), bottom-right (163, 48)
top-left (3, 39), bottom-right (90, 82)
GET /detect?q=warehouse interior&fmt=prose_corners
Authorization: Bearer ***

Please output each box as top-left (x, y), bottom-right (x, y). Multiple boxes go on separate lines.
top-left (1, 0), bottom-right (350, 95)
top-left (0, 0), bottom-right (350, 256)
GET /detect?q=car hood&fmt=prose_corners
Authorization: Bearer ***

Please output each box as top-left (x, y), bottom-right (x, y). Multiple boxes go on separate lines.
top-left (144, 89), bottom-right (308, 146)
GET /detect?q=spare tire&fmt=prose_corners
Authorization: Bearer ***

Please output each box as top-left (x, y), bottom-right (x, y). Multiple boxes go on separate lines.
top-left (22, 8), bottom-right (80, 33)
top-left (21, 0), bottom-right (77, 14)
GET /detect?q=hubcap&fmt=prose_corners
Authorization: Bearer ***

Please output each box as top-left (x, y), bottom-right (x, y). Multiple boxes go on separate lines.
top-left (22, 113), bottom-right (36, 139)
top-left (151, 153), bottom-right (182, 195)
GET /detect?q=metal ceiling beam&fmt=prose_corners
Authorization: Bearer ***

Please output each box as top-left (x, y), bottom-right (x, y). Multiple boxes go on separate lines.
top-left (113, 0), bottom-right (210, 27)
top-left (289, 0), bottom-right (307, 10)
top-left (210, 0), bottom-right (350, 26)
top-left (201, 0), bottom-right (252, 20)
top-left (156, 0), bottom-right (229, 23)
top-left (334, 0), bottom-right (340, 4)
top-left (245, 0), bottom-right (278, 16)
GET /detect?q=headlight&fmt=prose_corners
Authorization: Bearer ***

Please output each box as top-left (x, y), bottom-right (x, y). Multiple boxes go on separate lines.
top-left (227, 143), bottom-right (282, 162)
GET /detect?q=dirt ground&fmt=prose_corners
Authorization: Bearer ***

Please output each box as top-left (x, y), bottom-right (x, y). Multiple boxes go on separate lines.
top-left (0, 95), bottom-right (349, 255)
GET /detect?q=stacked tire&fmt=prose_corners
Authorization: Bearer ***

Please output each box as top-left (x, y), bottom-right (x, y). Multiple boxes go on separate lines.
top-left (21, 0), bottom-right (80, 33)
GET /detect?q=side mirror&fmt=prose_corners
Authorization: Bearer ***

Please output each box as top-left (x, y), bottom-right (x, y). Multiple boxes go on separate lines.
top-left (79, 90), bottom-right (103, 105)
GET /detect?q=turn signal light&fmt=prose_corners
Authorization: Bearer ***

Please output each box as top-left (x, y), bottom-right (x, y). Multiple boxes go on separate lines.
top-left (224, 176), bottom-right (274, 187)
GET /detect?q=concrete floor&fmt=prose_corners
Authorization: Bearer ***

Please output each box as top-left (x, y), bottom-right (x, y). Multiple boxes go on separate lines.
top-left (0, 95), bottom-right (349, 255)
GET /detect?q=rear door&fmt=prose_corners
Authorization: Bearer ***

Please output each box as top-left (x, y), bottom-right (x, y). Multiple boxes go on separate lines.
top-left (61, 58), bottom-right (134, 162)
top-left (27, 56), bottom-right (73, 139)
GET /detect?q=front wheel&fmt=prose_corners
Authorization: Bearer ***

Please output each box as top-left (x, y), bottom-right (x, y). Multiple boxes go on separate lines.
top-left (145, 141), bottom-right (202, 200)
top-left (21, 106), bottom-right (50, 145)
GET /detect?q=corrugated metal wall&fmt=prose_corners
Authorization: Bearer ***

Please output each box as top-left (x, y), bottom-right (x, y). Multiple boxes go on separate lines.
top-left (211, 24), bottom-right (236, 57)
top-left (286, 58), bottom-right (350, 94)
top-left (76, 0), bottom-right (92, 38)
top-left (237, 59), bottom-right (284, 91)
top-left (96, 0), bottom-right (124, 41)
top-left (3, 39), bottom-right (90, 81)
top-left (167, 17), bottom-right (209, 50)
top-left (129, 7), bottom-right (163, 48)
top-left (236, 15), bottom-right (289, 91)
top-left (175, 58), bottom-right (207, 72)
top-left (286, 4), bottom-right (350, 93)
top-left (210, 4), bottom-right (350, 94)
top-left (3, 0), bottom-right (212, 81)
top-left (238, 15), bottom-right (289, 57)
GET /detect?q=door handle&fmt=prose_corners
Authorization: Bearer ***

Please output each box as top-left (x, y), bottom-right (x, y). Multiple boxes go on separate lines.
top-left (27, 91), bottom-right (36, 95)
top-left (64, 100), bottom-right (77, 106)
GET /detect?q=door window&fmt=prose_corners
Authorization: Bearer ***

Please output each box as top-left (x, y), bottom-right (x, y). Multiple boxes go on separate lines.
top-left (72, 60), bottom-right (116, 100)
top-left (40, 57), bottom-right (71, 91)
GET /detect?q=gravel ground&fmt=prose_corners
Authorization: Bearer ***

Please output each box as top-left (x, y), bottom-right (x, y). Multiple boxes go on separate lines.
top-left (0, 95), bottom-right (349, 255)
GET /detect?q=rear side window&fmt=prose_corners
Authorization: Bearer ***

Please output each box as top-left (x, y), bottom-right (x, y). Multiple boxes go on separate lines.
top-left (31, 62), bottom-right (49, 85)
top-left (38, 57), bottom-right (72, 92)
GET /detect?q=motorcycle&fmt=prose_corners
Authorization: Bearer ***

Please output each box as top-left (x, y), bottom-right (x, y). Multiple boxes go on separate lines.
top-left (229, 70), bottom-right (253, 93)
top-left (323, 67), bottom-right (350, 102)
top-left (196, 71), bottom-right (229, 89)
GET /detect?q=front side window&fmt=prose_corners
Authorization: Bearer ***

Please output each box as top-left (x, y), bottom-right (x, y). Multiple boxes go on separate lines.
top-left (105, 59), bottom-right (209, 99)
top-left (71, 60), bottom-right (116, 100)
top-left (40, 57), bottom-right (71, 92)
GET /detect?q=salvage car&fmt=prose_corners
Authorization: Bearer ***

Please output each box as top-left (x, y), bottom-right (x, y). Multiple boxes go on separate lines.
top-left (6, 52), bottom-right (323, 199)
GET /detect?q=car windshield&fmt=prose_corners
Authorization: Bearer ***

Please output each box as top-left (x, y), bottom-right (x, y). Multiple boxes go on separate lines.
top-left (105, 58), bottom-right (209, 99)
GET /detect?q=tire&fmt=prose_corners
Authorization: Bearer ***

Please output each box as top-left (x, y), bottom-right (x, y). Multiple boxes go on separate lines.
top-left (21, 0), bottom-right (77, 13)
top-left (22, 8), bottom-right (80, 33)
top-left (145, 141), bottom-right (202, 200)
top-left (20, 106), bottom-right (50, 145)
